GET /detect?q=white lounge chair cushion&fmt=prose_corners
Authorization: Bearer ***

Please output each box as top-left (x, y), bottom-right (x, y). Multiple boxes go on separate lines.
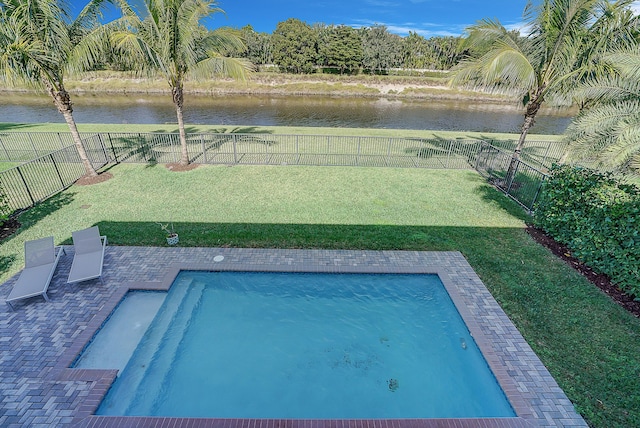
top-left (75, 236), bottom-right (104, 254)
top-left (67, 226), bottom-right (106, 284)
top-left (25, 237), bottom-right (56, 267)
top-left (7, 263), bottom-right (56, 301)
top-left (68, 251), bottom-right (104, 282)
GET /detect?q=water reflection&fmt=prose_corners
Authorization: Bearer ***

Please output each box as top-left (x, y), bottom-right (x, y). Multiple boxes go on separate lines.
top-left (0, 92), bottom-right (573, 134)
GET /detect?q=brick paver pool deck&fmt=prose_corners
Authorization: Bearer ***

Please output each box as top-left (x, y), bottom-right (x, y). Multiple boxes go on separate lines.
top-left (0, 247), bottom-right (587, 427)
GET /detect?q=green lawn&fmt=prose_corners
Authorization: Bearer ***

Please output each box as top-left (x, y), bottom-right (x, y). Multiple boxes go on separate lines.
top-left (1, 163), bottom-right (638, 427)
top-left (0, 121), bottom-right (563, 142)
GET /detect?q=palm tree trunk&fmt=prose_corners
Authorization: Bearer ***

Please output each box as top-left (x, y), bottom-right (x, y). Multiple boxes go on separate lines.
top-left (46, 82), bottom-right (98, 177)
top-left (173, 84), bottom-right (189, 166)
top-left (505, 97), bottom-right (542, 185)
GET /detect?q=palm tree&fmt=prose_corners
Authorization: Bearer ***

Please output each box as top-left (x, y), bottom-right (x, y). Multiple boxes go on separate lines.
top-left (450, 0), bottom-right (638, 181)
top-left (562, 48), bottom-right (640, 173)
top-left (0, 0), bottom-right (108, 177)
top-left (107, 0), bottom-right (253, 166)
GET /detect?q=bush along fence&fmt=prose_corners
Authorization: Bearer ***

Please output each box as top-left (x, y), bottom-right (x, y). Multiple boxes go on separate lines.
top-left (0, 131), bottom-right (560, 214)
top-left (533, 165), bottom-right (640, 297)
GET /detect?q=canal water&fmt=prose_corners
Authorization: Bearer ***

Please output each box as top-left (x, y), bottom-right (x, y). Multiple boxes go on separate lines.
top-left (0, 92), bottom-right (573, 134)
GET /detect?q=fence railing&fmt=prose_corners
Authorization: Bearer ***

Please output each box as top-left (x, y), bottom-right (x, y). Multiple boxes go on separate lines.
top-left (482, 138), bottom-right (567, 170)
top-left (0, 137), bottom-right (108, 213)
top-left (0, 132), bottom-right (78, 161)
top-left (475, 143), bottom-right (549, 211)
top-left (0, 131), bottom-right (568, 168)
top-left (0, 132), bottom-right (551, 215)
top-left (94, 132), bottom-right (486, 169)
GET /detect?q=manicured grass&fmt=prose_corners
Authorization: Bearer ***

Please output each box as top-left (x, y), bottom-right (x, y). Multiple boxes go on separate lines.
top-left (1, 164), bottom-right (638, 428)
top-left (0, 121), bottom-right (562, 142)
top-left (0, 162), bottom-right (19, 172)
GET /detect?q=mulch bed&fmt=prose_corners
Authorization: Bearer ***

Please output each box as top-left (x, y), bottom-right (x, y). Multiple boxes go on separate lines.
top-left (166, 163), bottom-right (200, 172)
top-left (0, 218), bottom-right (20, 242)
top-left (527, 225), bottom-right (640, 318)
top-left (74, 172), bottom-right (114, 186)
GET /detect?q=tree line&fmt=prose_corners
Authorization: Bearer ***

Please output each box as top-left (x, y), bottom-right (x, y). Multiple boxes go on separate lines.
top-left (98, 17), bottom-right (467, 75)
top-left (239, 19), bottom-right (465, 74)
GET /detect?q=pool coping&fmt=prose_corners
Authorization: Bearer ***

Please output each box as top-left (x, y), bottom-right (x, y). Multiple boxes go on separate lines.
top-left (1, 247), bottom-right (587, 427)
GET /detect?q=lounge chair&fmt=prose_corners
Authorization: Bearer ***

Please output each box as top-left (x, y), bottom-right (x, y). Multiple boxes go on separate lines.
top-left (67, 226), bottom-right (107, 284)
top-left (6, 236), bottom-right (65, 310)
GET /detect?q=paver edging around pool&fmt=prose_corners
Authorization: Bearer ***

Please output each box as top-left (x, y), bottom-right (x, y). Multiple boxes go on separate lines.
top-left (61, 261), bottom-right (530, 427)
top-left (31, 248), bottom-right (586, 427)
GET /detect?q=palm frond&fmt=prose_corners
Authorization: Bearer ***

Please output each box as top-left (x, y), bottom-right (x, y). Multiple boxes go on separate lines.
top-left (459, 18), bottom-right (511, 50)
top-left (191, 55), bottom-right (253, 81)
top-left (450, 43), bottom-right (535, 95)
top-left (564, 98), bottom-right (640, 172)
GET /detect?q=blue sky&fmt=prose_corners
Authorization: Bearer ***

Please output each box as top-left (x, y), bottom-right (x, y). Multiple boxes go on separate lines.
top-left (214, 0), bottom-right (640, 37)
top-left (75, 0), bottom-right (640, 38)
top-left (215, 0), bottom-right (528, 37)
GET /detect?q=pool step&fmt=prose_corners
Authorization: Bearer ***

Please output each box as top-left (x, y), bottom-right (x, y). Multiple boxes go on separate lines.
top-left (124, 279), bottom-right (206, 415)
top-left (96, 277), bottom-right (204, 415)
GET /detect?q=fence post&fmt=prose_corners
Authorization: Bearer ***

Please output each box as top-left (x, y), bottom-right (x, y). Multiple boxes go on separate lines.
top-left (16, 166), bottom-right (35, 206)
top-left (201, 135), bottom-right (207, 163)
top-left (446, 140), bottom-right (453, 169)
top-left (57, 132), bottom-right (67, 150)
top-left (107, 133), bottom-right (119, 163)
top-left (540, 141), bottom-right (552, 169)
top-left (327, 136), bottom-right (331, 160)
top-left (475, 141), bottom-right (484, 170)
top-left (233, 134), bottom-right (238, 164)
top-left (138, 133), bottom-right (148, 161)
top-left (28, 134), bottom-right (38, 158)
top-left (357, 137), bottom-right (361, 166)
top-left (50, 153), bottom-right (65, 188)
top-left (530, 173), bottom-right (547, 212)
top-left (506, 160), bottom-right (520, 194)
top-left (98, 134), bottom-right (109, 165)
top-left (0, 137), bottom-right (11, 161)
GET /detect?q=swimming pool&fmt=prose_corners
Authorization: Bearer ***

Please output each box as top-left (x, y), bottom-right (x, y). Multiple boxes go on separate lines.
top-left (77, 271), bottom-right (515, 419)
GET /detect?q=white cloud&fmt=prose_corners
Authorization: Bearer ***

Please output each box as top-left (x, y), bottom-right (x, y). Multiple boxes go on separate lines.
top-left (351, 18), bottom-right (467, 37)
top-left (364, 0), bottom-right (400, 7)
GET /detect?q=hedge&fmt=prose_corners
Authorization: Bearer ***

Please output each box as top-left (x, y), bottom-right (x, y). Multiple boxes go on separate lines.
top-left (533, 165), bottom-right (640, 297)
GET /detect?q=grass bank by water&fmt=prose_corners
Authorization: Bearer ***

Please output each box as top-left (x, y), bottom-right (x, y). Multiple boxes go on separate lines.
top-left (0, 71), bottom-right (510, 101)
top-left (0, 164), bottom-right (638, 427)
top-left (0, 122), bottom-right (562, 142)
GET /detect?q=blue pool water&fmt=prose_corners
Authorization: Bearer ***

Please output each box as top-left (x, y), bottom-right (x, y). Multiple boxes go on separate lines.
top-left (93, 271), bottom-right (515, 418)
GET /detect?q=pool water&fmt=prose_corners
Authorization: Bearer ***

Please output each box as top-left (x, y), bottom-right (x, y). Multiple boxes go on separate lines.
top-left (92, 271), bottom-right (515, 418)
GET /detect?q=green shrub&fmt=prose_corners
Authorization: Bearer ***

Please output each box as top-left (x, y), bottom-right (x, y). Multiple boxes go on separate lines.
top-left (534, 165), bottom-right (640, 296)
top-left (0, 182), bottom-right (10, 226)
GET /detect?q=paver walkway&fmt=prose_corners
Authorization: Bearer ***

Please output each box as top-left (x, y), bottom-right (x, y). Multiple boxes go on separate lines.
top-left (0, 246), bottom-right (587, 427)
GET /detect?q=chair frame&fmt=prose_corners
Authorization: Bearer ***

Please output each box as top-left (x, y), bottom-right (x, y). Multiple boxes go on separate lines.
top-left (5, 237), bottom-right (65, 310)
top-left (67, 226), bottom-right (108, 285)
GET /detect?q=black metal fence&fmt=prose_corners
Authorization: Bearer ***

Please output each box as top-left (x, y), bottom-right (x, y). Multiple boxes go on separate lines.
top-left (91, 132), bottom-right (486, 169)
top-left (482, 138), bottom-right (566, 171)
top-left (475, 144), bottom-right (548, 211)
top-left (0, 132), bottom-right (551, 214)
top-left (0, 132), bottom-right (77, 161)
top-left (0, 137), bottom-right (108, 212)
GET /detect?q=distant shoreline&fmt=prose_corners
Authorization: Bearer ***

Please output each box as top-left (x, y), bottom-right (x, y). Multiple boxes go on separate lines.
top-left (0, 71), bottom-right (516, 103)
